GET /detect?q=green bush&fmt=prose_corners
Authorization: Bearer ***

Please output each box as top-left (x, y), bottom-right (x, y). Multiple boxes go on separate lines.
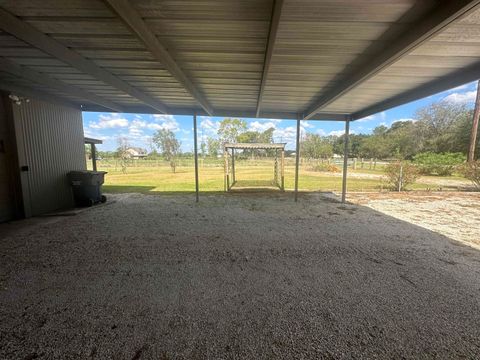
top-left (413, 152), bottom-right (465, 176)
top-left (461, 161), bottom-right (480, 190)
top-left (384, 161), bottom-right (419, 191)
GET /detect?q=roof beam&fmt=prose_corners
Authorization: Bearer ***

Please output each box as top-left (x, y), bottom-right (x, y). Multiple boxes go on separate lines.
top-left (0, 57), bottom-right (125, 112)
top-left (0, 7), bottom-right (169, 114)
top-left (302, 0), bottom-right (480, 120)
top-left (352, 61), bottom-right (480, 120)
top-left (255, 0), bottom-right (284, 118)
top-left (104, 0), bottom-right (214, 116)
top-left (80, 104), bottom-right (350, 121)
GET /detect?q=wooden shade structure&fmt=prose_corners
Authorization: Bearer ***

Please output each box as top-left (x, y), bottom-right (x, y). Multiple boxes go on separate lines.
top-left (223, 143), bottom-right (286, 191)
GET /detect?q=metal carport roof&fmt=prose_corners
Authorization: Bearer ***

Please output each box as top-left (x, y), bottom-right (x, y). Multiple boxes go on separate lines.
top-left (0, 0), bottom-right (480, 121)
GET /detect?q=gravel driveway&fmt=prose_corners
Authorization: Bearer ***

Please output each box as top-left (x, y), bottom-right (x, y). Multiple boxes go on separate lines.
top-left (1, 193), bottom-right (479, 359)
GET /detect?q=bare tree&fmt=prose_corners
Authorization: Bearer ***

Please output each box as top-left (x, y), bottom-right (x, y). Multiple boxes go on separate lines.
top-left (116, 136), bottom-right (130, 174)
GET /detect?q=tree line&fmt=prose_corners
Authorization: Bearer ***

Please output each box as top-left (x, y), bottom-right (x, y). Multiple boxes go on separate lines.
top-left (302, 100), bottom-right (478, 161)
top-left (102, 100), bottom-right (478, 174)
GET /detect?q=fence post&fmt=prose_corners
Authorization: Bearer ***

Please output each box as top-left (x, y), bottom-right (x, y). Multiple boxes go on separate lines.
top-left (398, 164), bottom-right (403, 192)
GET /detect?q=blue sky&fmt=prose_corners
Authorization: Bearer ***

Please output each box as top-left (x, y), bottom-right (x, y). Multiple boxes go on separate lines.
top-left (83, 81), bottom-right (478, 152)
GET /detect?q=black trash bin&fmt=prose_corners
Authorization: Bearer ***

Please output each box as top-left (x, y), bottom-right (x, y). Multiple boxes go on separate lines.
top-left (68, 170), bottom-right (107, 207)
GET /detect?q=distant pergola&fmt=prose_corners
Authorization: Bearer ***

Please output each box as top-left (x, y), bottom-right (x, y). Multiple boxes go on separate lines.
top-left (223, 143), bottom-right (286, 192)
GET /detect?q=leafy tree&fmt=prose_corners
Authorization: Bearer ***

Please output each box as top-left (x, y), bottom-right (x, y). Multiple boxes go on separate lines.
top-left (414, 101), bottom-right (473, 153)
top-left (206, 137), bottom-right (220, 157)
top-left (237, 127), bottom-right (276, 157)
top-left (153, 129), bottom-right (181, 173)
top-left (333, 134), bottom-right (368, 157)
top-left (217, 118), bottom-right (247, 144)
top-left (358, 127), bottom-right (391, 159)
top-left (387, 121), bottom-right (422, 159)
top-left (301, 133), bottom-right (333, 159)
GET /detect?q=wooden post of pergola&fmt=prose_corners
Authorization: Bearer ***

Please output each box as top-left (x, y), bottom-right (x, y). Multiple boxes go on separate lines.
top-left (223, 143), bottom-right (286, 192)
top-left (84, 137), bottom-right (103, 171)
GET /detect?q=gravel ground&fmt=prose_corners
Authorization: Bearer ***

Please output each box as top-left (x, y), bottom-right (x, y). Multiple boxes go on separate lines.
top-left (1, 192), bottom-right (479, 359)
top-left (349, 191), bottom-right (480, 249)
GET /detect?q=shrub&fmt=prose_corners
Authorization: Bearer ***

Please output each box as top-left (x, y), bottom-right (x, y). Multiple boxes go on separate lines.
top-left (311, 163), bottom-right (340, 172)
top-left (461, 161), bottom-right (480, 190)
top-left (384, 161), bottom-right (419, 191)
top-left (413, 152), bottom-right (465, 176)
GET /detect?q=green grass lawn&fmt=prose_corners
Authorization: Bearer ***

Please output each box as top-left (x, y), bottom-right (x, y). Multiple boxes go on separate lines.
top-left (91, 158), bottom-right (470, 195)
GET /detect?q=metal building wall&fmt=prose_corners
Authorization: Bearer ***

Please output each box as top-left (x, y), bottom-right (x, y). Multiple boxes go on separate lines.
top-left (12, 99), bottom-right (86, 216)
top-left (0, 96), bottom-right (14, 222)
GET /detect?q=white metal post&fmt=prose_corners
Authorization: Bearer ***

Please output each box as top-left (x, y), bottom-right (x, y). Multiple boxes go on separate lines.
top-left (342, 118), bottom-right (350, 203)
top-left (193, 113), bottom-right (199, 202)
top-left (294, 117), bottom-right (301, 201)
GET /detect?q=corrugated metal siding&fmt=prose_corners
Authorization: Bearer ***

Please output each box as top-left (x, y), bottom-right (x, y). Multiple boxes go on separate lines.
top-left (0, 95), bottom-right (14, 222)
top-left (13, 99), bottom-right (85, 216)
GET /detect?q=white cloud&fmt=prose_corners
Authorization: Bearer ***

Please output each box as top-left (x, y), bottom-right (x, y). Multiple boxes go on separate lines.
top-left (356, 111), bottom-right (386, 123)
top-left (248, 121), bottom-right (279, 132)
top-left (302, 121), bottom-right (314, 128)
top-left (152, 114), bottom-right (180, 132)
top-left (328, 129), bottom-right (356, 136)
top-left (329, 130), bottom-right (345, 137)
top-left (443, 91), bottom-right (477, 104)
top-left (446, 84), bottom-right (470, 93)
top-left (392, 118), bottom-right (415, 124)
top-left (89, 113), bottom-right (129, 129)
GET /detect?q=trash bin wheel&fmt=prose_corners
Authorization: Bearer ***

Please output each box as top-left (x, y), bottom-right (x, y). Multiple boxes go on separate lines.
top-left (86, 198), bottom-right (94, 207)
top-left (101, 195), bottom-right (107, 203)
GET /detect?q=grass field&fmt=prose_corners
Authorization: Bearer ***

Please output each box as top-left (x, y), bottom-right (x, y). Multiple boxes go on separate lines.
top-left (89, 158), bottom-right (472, 194)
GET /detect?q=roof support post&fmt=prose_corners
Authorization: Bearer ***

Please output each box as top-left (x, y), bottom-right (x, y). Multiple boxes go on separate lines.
top-left (294, 116), bottom-right (301, 202)
top-left (341, 118), bottom-right (350, 203)
top-left (193, 112), bottom-right (199, 202)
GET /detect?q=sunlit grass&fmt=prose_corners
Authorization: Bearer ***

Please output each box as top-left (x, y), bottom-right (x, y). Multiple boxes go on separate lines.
top-left (90, 158), bottom-right (469, 195)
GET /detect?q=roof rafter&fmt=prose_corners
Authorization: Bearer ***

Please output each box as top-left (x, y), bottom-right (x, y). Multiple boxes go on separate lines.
top-left (255, 0), bottom-right (284, 118)
top-left (0, 7), bottom-right (169, 114)
top-left (104, 0), bottom-right (214, 116)
top-left (302, 0), bottom-right (480, 120)
top-left (0, 57), bottom-right (125, 112)
top-left (352, 60), bottom-right (480, 120)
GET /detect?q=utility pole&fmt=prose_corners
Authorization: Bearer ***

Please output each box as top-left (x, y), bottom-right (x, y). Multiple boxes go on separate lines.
top-left (468, 80), bottom-right (480, 162)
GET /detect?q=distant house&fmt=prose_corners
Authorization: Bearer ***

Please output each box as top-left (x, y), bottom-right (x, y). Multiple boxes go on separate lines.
top-left (125, 147), bottom-right (148, 159)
